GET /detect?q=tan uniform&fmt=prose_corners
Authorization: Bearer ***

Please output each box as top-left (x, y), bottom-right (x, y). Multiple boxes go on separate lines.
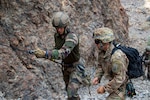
top-left (143, 36), bottom-right (150, 80)
top-left (95, 44), bottom-right (129, 100)
top-left (143, 51), bottom-right (150, 80)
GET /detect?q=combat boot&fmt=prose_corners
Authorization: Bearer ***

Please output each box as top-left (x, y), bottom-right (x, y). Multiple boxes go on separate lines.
top-left (68, 96), bottom-right (80, 100)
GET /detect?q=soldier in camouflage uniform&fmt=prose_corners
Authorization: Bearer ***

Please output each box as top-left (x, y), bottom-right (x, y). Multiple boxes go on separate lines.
top-left (92, 27), bottom-right (129, 100)
top-left (33, 12), bottom-right (89, 100)
top-left (143, 37), bottom-right (150, 80)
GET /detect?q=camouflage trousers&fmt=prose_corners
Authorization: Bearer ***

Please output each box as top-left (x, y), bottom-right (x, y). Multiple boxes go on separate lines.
top-left (62, 63), bottom-right (90, 99)
top-left (147, 65), bottom-right (150, 80)
top-left (106, 82), bottom-right (126, 100)
top-left (143, 54), bottom-right (150, 80)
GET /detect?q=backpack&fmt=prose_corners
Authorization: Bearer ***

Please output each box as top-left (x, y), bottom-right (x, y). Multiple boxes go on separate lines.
top-left (111, 43), bottom-right (144, 79)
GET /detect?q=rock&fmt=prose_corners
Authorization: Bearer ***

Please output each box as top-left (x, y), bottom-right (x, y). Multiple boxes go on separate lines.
top-left (139, 22), bottom-right (150, 31)
top-left (0, 0), bottom-right (129, 99)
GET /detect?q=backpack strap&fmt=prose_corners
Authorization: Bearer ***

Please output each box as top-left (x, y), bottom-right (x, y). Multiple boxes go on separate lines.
top-left (64, 28), bottom-right (70, 38)
top-left (111, 42), bottom-right (121, 55)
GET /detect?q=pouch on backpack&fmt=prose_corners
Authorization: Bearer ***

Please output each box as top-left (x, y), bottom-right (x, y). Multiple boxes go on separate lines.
top-left (126, 80), bottom-right (136, 97)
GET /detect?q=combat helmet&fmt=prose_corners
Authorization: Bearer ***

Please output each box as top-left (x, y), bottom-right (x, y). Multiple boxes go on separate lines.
top-left (93, 27), bottom-right (115, 43)
top-left (52, 12), bottom-right (70, 28)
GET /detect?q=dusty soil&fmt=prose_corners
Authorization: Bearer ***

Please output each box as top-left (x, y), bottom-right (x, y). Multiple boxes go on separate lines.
top-left (78, 0), bottom-right (150, 100)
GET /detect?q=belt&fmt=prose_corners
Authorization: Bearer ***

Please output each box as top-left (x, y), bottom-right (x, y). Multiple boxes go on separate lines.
top-left (63, 63), bottom-right (73, 67)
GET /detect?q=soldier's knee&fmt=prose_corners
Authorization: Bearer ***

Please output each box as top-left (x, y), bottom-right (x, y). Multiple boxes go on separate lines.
top-left (67, 82), bottom-right (79, 98)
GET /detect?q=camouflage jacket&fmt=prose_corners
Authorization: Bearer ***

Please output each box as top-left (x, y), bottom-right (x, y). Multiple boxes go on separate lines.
top-left (95, 43), bottom-right (129, 93)
top-left (143, 51), bottom-right (150, 65)
top-left (48, 28), bottom-right (80, 64)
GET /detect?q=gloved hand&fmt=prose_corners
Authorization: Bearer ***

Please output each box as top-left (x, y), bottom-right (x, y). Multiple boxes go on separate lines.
top-left (97, 86), bottom-right (105, 94)
top-left (34, 48), bottom-right (46, 58)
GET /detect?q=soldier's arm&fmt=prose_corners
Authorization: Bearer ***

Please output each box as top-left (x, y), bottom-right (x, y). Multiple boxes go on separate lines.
top-left (95, 61), bottom-right (104, 82)
top-left (104, 61), bottom-right (126, 93)
top-left (47, 33), bottom-right (78, 60)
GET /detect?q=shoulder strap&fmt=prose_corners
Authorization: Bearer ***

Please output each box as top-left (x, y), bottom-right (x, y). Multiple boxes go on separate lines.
top-left (111, 42), bottom-right (121, 55)
top-left (64, 28), bottom-right (70, 37)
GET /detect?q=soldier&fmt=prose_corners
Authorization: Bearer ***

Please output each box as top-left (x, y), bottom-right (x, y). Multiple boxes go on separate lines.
top-left (32, 12), bottom-right (89, 100)
top-left (92, 27), bottom-right (129, 100)
top-left (143, 37), bottom-right (150, 80)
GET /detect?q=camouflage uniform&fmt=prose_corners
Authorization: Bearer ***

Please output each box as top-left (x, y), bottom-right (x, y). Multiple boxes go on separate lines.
top-left (33, 12), bottom-right (90, 100)
top-left (93, 27), bottom-right (129, 100)
top-left (143, 50), bottom-right (150, 80)
top-left (95, 44), bottom-right (129, 100)
top-left (143, 37), bottom-right (150, 80)
top-left (49, 28), bottom-right (83, 99)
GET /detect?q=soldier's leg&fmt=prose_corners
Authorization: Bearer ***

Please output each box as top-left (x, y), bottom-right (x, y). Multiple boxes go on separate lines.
top-left (62, 66), bottom-right (71, 88)
top-left (107, 84), bottom-right (126, 100)
top-left (106, 92), bottom-right (124, 100)
top-left (67, 71), bottom-right (81, 100)
top-left (147, 65), bottom-right (150, 80)
top-left (67, 82), bottom-right (80, 100)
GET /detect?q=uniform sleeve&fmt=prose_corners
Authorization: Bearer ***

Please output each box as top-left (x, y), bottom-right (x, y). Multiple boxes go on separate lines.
top-left (104, 60), bottom-right (127, 93)
top-left (51, 33), bottom-right (78, 60)
top-left (95, 61), bottom-right (104, 82)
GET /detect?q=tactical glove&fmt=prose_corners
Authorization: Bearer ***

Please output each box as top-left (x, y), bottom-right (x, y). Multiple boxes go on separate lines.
top-left (34, 48), bottom-right (46, 58)
top-left (97, 86), bottom-right (105, 94)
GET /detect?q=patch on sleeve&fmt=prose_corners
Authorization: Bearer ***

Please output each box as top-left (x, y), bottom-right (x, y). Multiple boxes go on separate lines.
top-left (112, 62), bottom-right (122, 74)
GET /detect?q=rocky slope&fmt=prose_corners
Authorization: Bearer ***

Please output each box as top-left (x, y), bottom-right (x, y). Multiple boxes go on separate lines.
top-left (0, 0), bottom-right (149, 100)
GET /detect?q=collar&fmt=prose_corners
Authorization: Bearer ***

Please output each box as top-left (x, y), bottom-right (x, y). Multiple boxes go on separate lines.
top-left (56, 28), bottom-right (70, 39)
top-left (103, 43), bottom-right (114, 58)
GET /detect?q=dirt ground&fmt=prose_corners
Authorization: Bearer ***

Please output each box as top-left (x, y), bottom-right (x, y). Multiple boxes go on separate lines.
top-left (122, 0), bottom-right (150, 52)
top-left (78, 0), bottom-right (150, 100)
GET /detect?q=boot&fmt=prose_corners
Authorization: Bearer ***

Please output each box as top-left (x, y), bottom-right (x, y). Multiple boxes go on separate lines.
top-left (68, 96), bottom-right (80, 100)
